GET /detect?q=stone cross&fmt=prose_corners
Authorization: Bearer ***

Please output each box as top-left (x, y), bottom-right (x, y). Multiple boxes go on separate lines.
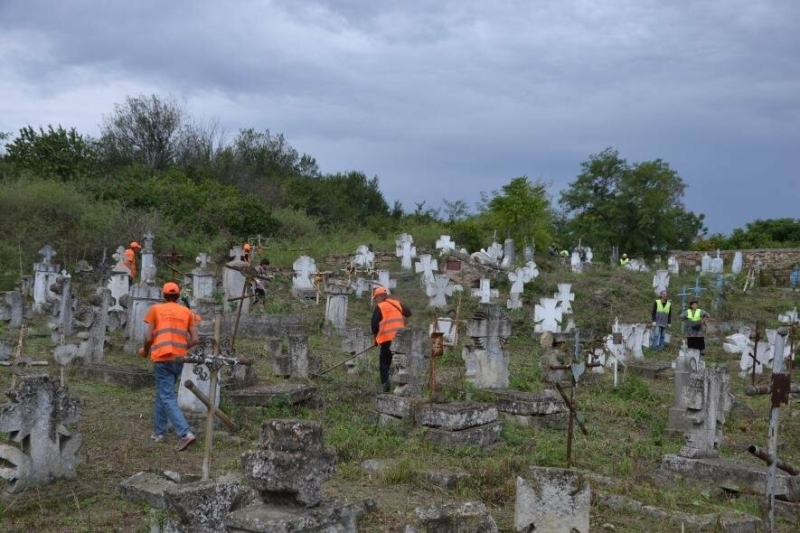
top-left (471, 278), bottom-right (499, 304)
top-left (414, 254), bottom-right (439, 285)
top-left (653, 270), bottom-right (670, 296)
top-left (112, 246), bottom-right (127, 270)
top-left (38, 245), bottom-right (56, 264)
top-left (350, 277), bottom-right (372, 299)
top-left (711, 250), bottom-right (724, 274)
top-left (554, 283), bottom-right (575, 315)
top-left (376, 270), bottom-right (396, 294)
top-left (353, 245), bottom-right (374, 271)
top-left (678, 368), bottom-right (734, 459)
top-left (395, 233), bottom-right (417, 270)
top-left (701, 252), bottom-right (712, 273)
top-left (229, 245), bottom-right (245, 263)
top-left (142, 231), bottom-right (155, 253)
top-left (500, 238), bottom-right (515, 269)
top-left (462, 304), bottom-right (511, 388)
top-left (584, 247), bottom-right (593, 263)
top-left (0, 375), bottom-right (81, 493)
top-left (425, 274), bottom-right (462, 308)
top-left (507, 265), bottom-right (535, 310)
top-left (292, 255), bottom-right (317, 290)
top-left (570, 251), bottom-right (582, 273)
top-left (534, 298), bottom-right (563, 333)
top-left (196, 253), bottom-right (211, 270)
top-left (486, 242), bottom-right (503, 265)
top-left (435, 235), bottom-right (455, 255)
top-left (692, 276), bottom-right (707, 299)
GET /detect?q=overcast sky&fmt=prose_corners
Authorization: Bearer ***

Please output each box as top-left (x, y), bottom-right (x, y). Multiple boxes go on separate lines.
top-left (1, 0), bottom-right (798, 235)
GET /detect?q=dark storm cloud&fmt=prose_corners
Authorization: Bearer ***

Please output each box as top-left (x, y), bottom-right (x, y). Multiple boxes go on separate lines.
top-left (1, 0), bottom-right (798, 233)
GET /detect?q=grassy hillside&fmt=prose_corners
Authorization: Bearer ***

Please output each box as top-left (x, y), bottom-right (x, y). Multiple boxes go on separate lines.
top-left (1, 249), bottom-right (798, 532)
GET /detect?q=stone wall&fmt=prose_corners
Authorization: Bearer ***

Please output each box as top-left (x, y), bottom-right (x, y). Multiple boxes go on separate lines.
top-left (669, 249), bottom-right (800, 285)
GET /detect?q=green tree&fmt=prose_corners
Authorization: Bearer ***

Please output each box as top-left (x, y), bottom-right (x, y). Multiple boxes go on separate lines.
top-left (98, 94), bottom-right (184, 170)
top-left (560, 148), bottom-right (705, 256)
top-left (480, 176), bottom-right (554, 251)
top-left (3, 125), bottom-right (97, 181)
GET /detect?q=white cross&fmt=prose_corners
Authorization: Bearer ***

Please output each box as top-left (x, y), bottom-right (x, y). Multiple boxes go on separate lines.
top-left (292, 255), bottom-right (317, 290)
top-left (534, 298), bottom-right (563, 333)
top-left (350, 277), bottom-right (372, 299)
top-left (112, 246), bottom-right (126, 266)
top-left (229, 245), bottom-right (244, 262)
top-left (570, 251), bottom-right (582, 273)
top-left (653, 270), bottom-right (670, 296)
top-left (353, 245), bottom-right (374, 270)
top-left (435, 235), bottom-right (456, 255)
top-left (39, 245), bottom-right (57, 264)
top-left (196, 253), bottom-right (210, 269)
top-left (414, 254), bottom-right (438, 285)
top-left (425, 274), bottom-right (462, 308)
top-left (376, 270), bottom-right (396, 293)
top-left (584, 247), bottom-right (593, 263)
top-left (554, 283), bottom-right (575, 314)
top-left (395, 233), bottom-right (417, 270)
top-left (486, 242), bottom-right (503, 264)
top-left (471, 278), bottom-right (499, 304)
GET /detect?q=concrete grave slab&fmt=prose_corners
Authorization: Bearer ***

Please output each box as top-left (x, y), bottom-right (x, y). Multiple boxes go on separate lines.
top-left (406, 501), bottom-right (498, 533)
top-left (226, 383), bottom-right (317, 407)
top-left (423, 419), bottom-right (501, 447)
top-left (515, 467), bottom-right (591, 533)
top-left (225, 500), bottom-right (361, 533)
top-left (416, 401), bottom-right (498, 431)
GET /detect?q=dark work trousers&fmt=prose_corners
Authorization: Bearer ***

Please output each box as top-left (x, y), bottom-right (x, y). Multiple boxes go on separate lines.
top-left (379, 341), bottom-right (393, 386)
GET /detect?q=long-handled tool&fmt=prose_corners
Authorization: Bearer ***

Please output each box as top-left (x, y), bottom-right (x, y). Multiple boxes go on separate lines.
top-left (314, 344), bottom-right (378, 377)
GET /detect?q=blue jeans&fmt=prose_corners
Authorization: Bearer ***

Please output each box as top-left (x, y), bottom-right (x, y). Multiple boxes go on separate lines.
top-left (153, 361), bottom-right (191, 438)
top-left (651, 326), bottom-right (666, 351)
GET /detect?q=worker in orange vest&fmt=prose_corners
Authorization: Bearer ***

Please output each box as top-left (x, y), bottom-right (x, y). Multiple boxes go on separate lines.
top-left (124, 241), bottom-right (141, 281)
top-left (371, 286), bottom-right (412, 393)
top-left (243, 242), bottom-right (252, 263)
top-left (139, 282), bottom-right (199, 451)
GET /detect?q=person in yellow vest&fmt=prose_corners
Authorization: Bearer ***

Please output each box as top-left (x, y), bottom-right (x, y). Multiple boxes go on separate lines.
top-left (650, 290), bottom-right (672, 352)
top-left (682, 299), bottom-right (710, 356)
top-left (371, 286), bottom-right (412, 393)
top-left (619, 253), bottom-right (630, 266)
top-left (138, 282), bottom-right (199, 451)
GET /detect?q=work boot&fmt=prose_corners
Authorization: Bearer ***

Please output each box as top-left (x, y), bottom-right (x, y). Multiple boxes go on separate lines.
top-left (381, 382), bottom-right (391, 393)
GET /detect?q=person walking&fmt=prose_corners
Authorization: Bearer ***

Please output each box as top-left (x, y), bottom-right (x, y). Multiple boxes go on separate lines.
top-left (371, 286), bottom-right (412, 393)
top-left (683, 299), bottom-right (710, 356)
top-left (650, 290), bottom-right (671, 352)
top-left (124, 241), bottom-right (141, 282)
top-left (619, 253), bottom-right (630, 266)
top-left (138, 282), bottom-right (199, 451)
top-left (253, 258), bottom-right (270, 309)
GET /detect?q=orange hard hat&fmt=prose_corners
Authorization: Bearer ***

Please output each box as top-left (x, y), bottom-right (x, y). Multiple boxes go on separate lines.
top-left (130, 241), bottom-right (141, 249)
top-left (373, 286), bottom-right (388, 298)
top-left (162, 282), bottom-right (180, 295)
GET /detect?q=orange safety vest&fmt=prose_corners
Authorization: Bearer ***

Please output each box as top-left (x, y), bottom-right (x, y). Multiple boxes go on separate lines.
top-left (123, 248), bottom-right (137, 278)
top-left (376, 299), bottom-right (406, 344)
top-left (144, 302), bottom-right (195, 362)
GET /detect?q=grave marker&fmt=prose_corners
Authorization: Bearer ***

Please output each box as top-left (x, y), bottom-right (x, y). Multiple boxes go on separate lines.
top-left (395, 233), bottom-right (417, 270)
top-left (534, 298), bottom-right (563, 333)
top-left (414, 254), bottom-right (439, 285)
top-left (471, 278), bottom-right (499, 304)
top-left (435, 235), bottom-right (456, 255)
top-left (425, 274), bottom-right (462, 308)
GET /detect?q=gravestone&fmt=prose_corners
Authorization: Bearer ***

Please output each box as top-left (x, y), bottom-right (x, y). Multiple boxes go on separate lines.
top-left (554, 283), bottom-right (575, 315)
top-left (395, 233), bottom-right (417, 271)
top-left (33, 245), bottom-right (60, 313)
top-left (418, 401), bottom-right (501, 447)
top-left (107, 246), bottom-right (131, 311)
top-left (711, 250), bottom-right (724, 274)
top-left (342, 327), bottom-right (373, 373)
top-left (435, 235), bottom-right (456, 255)
top-left (584, 247), bottom-right (593, 263)
top-left (324, 280), bottom-right (351, 336)
top-left (668, 255), bottom-right (680, 275)
top-left (570, 251), bottom-right (582, 273)
top-left (48, 274), bottom-right (75, 345)
top-left (0, 291), bottom-right (24, 328)
top-left (289, 334), bottom-right (320, 378)
top-left (191, 252), bottom-right (214, 307)
top-left (486, 241), bottom-right (503, 265)
top-left (430, 317), bottom-right (458, 346)
top-left (731, 251), bottom-right (743, 274)
top-left (515, 467), bottom-right (591, 533)
top-left (139, 232), bottom-right (156, 284)
top-left (667, 355), bottom-right (696, 433)
top-left (352, 244), bottom-right (374, 271)
top-left (350, 277), bottom-right (371, 299)
top-left (124, 283), bottom-right (163, 354)
top-left (500, 238), bottom-right (515, 269)
top-left (653, 270), bottom-right (670, 296)
top-left (471, 278), bottom-right (499, 304)
top-left (75, 287), bottom-right (112, 362)
top-left (241, 419), bottom-right (336, 507)
top-left (267, 338), bottom-right (290, 377)
top-left (0, 374), bottom-right (81, 493)
top-left (375, 270), bottom-right (396, 294)
top-left (534, 298), bottom-right (562, 333)
top-left (462, 304), bottom-right (511, 388)
top-left (701, 253), bottom-right (712, 274)
top-left (678, 368), bottom-right (734, 459)
top-left (224, 246), bottom-right (250, 313)
top-left (414, 254), bottom-right (438, 285)
top-left (790, 264), bottom-right (800, 287)
top-left (390, 327), bottom-right (429, 396)
top-left (425, 274), bottom-right (462, 308)
top-left (291, 255), bottom-right (317, 294)
top-left (177, 363), bottom-right (221, 421)
top-left (507, 262), bottom-right (539, 310)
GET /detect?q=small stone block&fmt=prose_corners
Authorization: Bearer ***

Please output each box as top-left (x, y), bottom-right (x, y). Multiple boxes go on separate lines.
top-left (494, 390), bottom-right (567, 416)
top-left (416, 401), bottom-right (498, 431)
top-left (424, 421), bottom-right (501, 448)
top-left (226, 383), bottom-right (317, 407)
top-left (407, 501), bottom-right (498, 533)
top-left (257, 419), bottom-right (324, 452)
top-left (224, 500), bottom-right (361, 532)
top-left (376, 394), bottom-right (413, 419)
top-left (119, 471), bottom-right (178, 509)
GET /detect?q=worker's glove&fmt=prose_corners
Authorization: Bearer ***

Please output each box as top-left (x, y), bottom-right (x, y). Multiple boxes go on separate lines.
top-left (137, 347), bottom-right (147, 358)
